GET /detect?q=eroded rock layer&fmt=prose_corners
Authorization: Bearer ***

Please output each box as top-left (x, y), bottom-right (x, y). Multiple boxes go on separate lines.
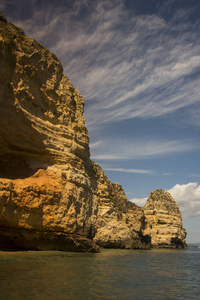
top-left (0, 21), bottom-right (90, 178)
top-left (92, 163), bottom-right (148, 249)
top-left (143, 190), bottom-right (187, 248)
top-left (0, 20), bottom-right (186, 251)
top-left (0, 21), bottom-right (99, 251)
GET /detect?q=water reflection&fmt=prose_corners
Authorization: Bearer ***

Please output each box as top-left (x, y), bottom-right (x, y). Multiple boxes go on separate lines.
top-left (0, 248), bottom-right (199, 299)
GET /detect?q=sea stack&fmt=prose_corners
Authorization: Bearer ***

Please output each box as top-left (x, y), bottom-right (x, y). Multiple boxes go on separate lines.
top-left (143, 189), bottom-right (187, 248)
top-left (0, 20), bottom-right (186, 251)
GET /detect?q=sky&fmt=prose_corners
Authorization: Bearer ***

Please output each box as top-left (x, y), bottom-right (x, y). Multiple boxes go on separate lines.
top-left (1, 0), bottom-right (200, 243)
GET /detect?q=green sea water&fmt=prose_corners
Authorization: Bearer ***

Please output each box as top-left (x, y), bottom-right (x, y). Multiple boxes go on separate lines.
top-left (0, 247), bottom-right (199, 300)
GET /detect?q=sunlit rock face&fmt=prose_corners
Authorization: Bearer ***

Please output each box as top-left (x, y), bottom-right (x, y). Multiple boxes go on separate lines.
top-left (143, 189), bottom-right (187, 248)
top-left (92, 163), bottom-right (149, 249)
top-left (0, 20), bottom-right (99, 251)
top-left (0, 20), bottom-right (186, 251)
top-left (0, 168), bottom-right (99, 252)
top-left (0, 21), bottom-right (90, 179)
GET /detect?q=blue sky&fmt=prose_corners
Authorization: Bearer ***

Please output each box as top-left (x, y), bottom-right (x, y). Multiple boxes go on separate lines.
top-left (1, 0), bottom-right (200, 243)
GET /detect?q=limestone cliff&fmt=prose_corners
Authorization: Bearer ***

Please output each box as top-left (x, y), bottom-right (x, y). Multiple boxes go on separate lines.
top-left (0, 20), bottom-right (186, 251)
top-left (92, 163), bottom-right (148, 249)
top-left (0, 21), bottom-right (90, 176)
top-left (0, 20), bottom-right (99, 251)
top-left (142, 190), bottom-right (187, 248)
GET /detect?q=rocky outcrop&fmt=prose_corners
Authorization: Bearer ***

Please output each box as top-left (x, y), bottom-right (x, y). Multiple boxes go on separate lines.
top-left (142, 190), bottom-right (187, 248)
top-left (92, 163), bottom-right (148, 249)
top-left (0, 20), bottom-right (186, 251)
top-left (0, 168), bottom-right (99, 252)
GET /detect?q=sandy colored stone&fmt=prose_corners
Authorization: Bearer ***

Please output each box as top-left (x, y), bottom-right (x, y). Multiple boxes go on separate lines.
top-left (143, 189), bottom-right (187, 248)
top-left (0, 21), bottom-right (90, 178)
top-left (0, 20), bottom-right (186, 251)
top-left (0, 21), bottom-right (99, 251)
top-left (92, 163), bottom-right (149, 249)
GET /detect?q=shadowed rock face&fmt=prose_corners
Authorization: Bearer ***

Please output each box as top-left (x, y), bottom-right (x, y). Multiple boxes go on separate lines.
top-left (0, 21), bottom-right (186, 251)
top-left (143, 189), bottom-right (187, 248)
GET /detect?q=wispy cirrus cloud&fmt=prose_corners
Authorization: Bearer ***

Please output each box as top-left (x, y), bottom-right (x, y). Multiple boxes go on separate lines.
top-left (90, 138), bottom-right (199, 160)
top-left (190, 174), bottom-right (200, 178)
top-left (102, 167), bottom-right (153, 175)
top-left (6, 0), bottom-right (200, 129)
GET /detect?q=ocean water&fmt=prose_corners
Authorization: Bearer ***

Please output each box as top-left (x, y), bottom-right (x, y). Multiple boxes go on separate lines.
top-left (0, 247), bottom-right (199, 300)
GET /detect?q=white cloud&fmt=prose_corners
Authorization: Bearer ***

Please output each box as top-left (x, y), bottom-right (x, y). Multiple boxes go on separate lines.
top-left (130, 182), bottom-right (200, 218)
top-left (130, 197), bottom-right (148, 208)
top-left (168, 182), bottom-right (200, 218)
top-left (102, 167), bottom-right (153, 175)
top-left (90, 138), bottom-right (199, 160)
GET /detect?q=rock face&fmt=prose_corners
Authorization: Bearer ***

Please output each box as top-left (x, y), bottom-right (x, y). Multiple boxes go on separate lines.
top-left (93, 163), bottom-right (148, 249)
top-left (0, 168), bottom-right (99, 252)
top-left (0, 21), bottom-right (90, 177)
top-left (0, 20), bottom-right (186, 251)
top-left (0, 20), bottom-right (99, 251)
top-left (143, 190), bottom-right (187, 248)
